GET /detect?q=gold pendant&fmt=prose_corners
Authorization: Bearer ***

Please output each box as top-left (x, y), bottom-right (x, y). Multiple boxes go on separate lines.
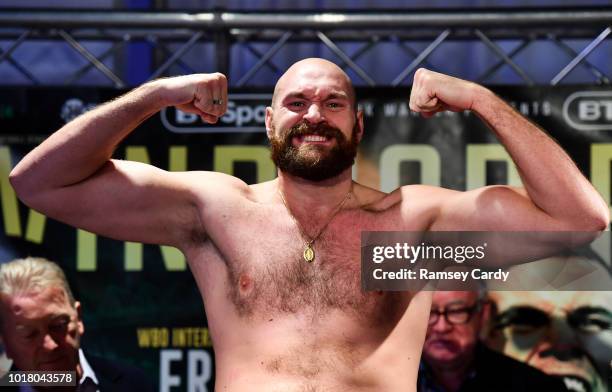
top-left (303, 245), bottom-right (315, 262)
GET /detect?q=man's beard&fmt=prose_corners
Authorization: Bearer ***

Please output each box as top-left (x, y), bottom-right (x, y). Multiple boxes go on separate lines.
top-left (270, 121), bottom-right (359, 182)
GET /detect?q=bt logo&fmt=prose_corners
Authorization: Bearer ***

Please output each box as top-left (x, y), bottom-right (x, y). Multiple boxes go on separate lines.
top-left (563, 91), bottom-right (612, 131)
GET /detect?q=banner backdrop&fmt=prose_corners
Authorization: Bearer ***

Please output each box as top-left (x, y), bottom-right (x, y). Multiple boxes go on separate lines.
top-left (0, 86), bottom-right (611, 391)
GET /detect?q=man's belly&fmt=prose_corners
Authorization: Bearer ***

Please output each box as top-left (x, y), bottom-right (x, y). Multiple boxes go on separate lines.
top-left (214, 367), bottom-right (415, 392)
top-left (185, 223), bottom-right (433, 391)
top-left (208, 297), bottom-right (430, 392)
top-left (214, 338), bottom-right (422, 392)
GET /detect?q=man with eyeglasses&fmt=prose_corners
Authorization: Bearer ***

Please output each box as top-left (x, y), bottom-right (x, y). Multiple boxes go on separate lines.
top-left (486, 256), bottom-right (612, 392)
top-left (418, 290), bottom-right (566, 392)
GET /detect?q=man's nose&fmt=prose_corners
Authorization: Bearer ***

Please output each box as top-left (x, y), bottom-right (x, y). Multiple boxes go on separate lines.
top-left (303, 103), bottom-right (324, 124)
top-left (430, 316), bottom-right (452, 333)
top-left (41, 333), bottom-right (59, 351)
top-left (543, 319), bottom-right (582, 359)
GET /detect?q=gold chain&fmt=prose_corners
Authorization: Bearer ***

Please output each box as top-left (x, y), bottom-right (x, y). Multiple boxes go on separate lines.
top-left (277, 183), bottom-right (352, 263)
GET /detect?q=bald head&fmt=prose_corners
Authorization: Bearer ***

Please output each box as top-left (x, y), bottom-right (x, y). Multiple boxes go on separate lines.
top-left (272, 58), bottom-right (356, 109)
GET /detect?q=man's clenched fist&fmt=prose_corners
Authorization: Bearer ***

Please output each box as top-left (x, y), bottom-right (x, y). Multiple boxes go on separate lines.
top-left (156, 73), bottom-right (228, 124)
top-left (409, 68), bottom-right (482, 118)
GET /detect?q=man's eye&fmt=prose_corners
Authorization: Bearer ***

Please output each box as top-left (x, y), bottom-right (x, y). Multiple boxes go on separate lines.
top-left (568, 307), bottom-right (612, 333)
top-left (494, 306), bottom-right (550, 333)
top-left (289, 101), bottom-right (305, 108)
top-left (327, 102), bottom-right (342, 109)
top-left (574, 316), bottom-right (611, 332)
top-left (49, 318), bottom-right (70, 333)
top-left (446, 307), bottom-right (469, 315)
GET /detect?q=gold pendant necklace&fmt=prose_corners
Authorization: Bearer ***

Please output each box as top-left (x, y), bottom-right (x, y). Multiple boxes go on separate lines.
top-left (278, 184), bottom-right (352, 263)
top-left (303, 243), bottom-right (315, 262)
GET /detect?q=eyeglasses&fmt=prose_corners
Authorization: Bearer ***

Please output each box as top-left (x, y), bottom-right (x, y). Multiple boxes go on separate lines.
top-left (429, 304), bottom-right (480, 325)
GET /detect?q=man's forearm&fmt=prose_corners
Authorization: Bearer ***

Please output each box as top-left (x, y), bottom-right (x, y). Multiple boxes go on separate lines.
top-left (472, 87), bottom-right (609, 229)
top-left (10, 81), bottom-right (164, 196)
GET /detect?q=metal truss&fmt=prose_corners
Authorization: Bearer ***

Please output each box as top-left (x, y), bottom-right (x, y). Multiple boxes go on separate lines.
top-left (0, 7), bottom-right (611, 87)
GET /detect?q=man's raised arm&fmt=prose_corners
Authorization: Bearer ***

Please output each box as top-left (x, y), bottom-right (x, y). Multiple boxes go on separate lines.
top-left (9, 73), bottom-right (232, 247)
top-left (407, 68), bottom-right (609, 232)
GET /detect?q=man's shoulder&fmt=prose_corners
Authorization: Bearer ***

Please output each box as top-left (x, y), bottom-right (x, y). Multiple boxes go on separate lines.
top-left (476, 345), bottom-right (566, 391)
top-left (180, 170), bottom-right (250, 191)
top-left (381, 184), bottom-right (458, 216)
top-left (172, 170), bottom-right (253, 207)
top-left (397, 184), bottom-right (459, 199)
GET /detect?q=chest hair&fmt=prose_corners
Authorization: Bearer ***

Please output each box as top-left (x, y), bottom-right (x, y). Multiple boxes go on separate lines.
top-left (224, 224), bottom-right (403, 324)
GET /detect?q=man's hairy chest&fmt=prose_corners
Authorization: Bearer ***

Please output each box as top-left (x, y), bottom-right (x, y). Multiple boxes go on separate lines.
top-left (193, 204), bottom-right (409, 324)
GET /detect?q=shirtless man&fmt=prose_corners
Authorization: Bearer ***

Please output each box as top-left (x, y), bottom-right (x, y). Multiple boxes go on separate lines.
top-left (8, 58), bottom-right (608, 391)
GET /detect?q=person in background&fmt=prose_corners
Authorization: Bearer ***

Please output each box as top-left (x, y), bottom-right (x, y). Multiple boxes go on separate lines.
top-left (488, 291), bottom-right (611, 390)
top-left (0, 257), bottom-right (154, 391)
top-left (419, 290), bottom-right (567, 392)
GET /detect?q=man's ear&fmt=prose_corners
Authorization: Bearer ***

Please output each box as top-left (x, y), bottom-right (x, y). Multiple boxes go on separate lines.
top-left (265, 107), bottom-right (273, 139)
top-left (355, 109), bottom-right (365, 142)
top-left (74, 301), bottom-right (84, 336)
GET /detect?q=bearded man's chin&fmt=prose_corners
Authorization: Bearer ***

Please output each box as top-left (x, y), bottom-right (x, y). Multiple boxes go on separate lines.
top-left (270, 124), bottom-right (358, 181)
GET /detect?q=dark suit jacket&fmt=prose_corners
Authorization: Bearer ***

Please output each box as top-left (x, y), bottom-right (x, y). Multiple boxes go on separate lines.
top-left (1, 352), bottom-right (154, 392)
top-left (418, 344), bottom-right (568, 392)
top-left (87, 354), bottom-right (154, 392)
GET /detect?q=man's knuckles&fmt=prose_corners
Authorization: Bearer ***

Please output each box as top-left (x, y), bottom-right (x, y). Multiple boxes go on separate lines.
top-left (413, 68), bottom-right (436, 85)
top-left (203, 73), bottom-right (227, 90)
top-left (200, 113), bottom-right (219, 124)
top-left (211, 72), bottom-right (227, 82)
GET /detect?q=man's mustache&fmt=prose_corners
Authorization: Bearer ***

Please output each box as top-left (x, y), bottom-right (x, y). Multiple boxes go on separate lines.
top-left (284, 122), bottom-right (345, 141)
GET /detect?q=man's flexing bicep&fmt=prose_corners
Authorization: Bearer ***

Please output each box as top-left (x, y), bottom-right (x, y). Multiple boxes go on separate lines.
top-left (410, 68), bottom-right (608, 233)
top-left (401, 185), bottom-right (596, 268)
top-left (429, 185), bottom-right (563, 232)
top-left (13, 159), bottom-right (243, 248)
top-left (13, 159), bottom-right (199, 246)
top-left (9, 72), bottom-right (232, 248)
